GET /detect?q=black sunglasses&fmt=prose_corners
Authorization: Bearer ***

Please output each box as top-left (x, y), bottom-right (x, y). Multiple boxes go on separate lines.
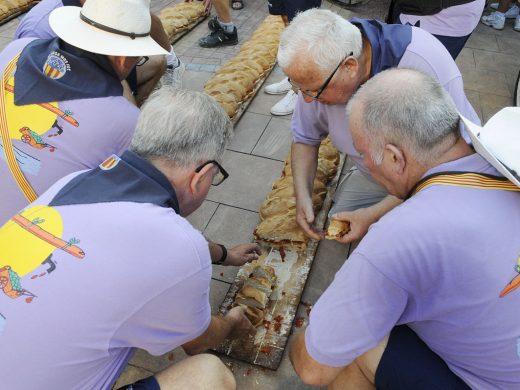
top-left (289, 52), bottom-right (353, 99)
top-left (195, 160), bottom-right (229, 186)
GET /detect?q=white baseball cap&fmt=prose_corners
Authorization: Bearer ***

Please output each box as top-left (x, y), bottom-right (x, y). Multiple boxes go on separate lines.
top-left (49, 0), bottom-right (168, 57)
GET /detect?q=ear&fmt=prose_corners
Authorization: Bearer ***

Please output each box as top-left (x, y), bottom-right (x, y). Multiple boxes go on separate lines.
top-left (384, 144), bottom-right (406, 175)
top-left (189, 163), bottom-right (213, 194)
top-left (345, 57), bottom-right (359, 77)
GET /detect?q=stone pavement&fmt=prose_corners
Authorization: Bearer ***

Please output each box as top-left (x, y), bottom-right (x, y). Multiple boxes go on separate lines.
top-left (0, 1), bottom-right (518, 388)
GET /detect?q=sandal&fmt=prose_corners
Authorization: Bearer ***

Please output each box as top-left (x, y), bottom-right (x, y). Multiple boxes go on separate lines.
top-left (231, 0), bottom-right (244, 10)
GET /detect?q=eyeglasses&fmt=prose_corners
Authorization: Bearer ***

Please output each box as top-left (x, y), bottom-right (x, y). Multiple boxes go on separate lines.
top-left (136, 56), bottom-right (149, 67)
top-left (195, 160), bottom-right (229, 186)
top-left (289, 52), bottom-right (353, 100)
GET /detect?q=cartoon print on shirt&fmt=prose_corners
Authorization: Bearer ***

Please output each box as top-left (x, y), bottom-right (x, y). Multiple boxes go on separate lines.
top-left (2, 74), bottom-right (80, 175)
top-left (499, 254), bottom-right (520, 298)
top-left (0, 205), bottom-right (85, 303)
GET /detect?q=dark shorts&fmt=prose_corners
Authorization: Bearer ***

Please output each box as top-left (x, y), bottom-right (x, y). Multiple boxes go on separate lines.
top-left (375, 326), bottom-right (471, 390)
top-left (116, 376), bottom-right (160, 390)
top-left (268, 0), bottom-right (322, 22)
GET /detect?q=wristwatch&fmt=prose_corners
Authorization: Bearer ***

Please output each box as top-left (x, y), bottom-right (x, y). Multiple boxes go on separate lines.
top-left (215, 244), bottom-right (227, 265)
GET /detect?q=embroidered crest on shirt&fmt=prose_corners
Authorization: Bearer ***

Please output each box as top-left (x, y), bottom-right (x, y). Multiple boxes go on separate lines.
top-left (42, 51), bottom-right (71, 80)
top-left (99, 154), bottom-right (121, 170)
top-left (499, 254), bottom-right (520, 298)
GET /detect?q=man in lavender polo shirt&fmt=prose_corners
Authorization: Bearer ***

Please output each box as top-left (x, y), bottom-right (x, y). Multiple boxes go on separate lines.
top-left (0, 88), bottom-right (255, 390)
top-left (290, 68), bottom-right (520, 389)
top-left (277, 9), bottom-right (480, 244)
top-left (0, 0), bottom-right (170, 225)
top-left (389, 0), bottom-right (486, 59)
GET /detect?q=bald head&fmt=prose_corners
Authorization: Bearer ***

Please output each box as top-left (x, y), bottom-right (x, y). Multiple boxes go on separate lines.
top-left (347, 68), bottom-right (461, 166)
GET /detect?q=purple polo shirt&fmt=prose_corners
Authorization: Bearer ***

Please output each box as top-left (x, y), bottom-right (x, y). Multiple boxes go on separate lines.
top-left (14, 0), bottom-right (75, 39)
top-left (399, 0), bottom-right (486, 37)
top-left (0, 38), bottom-right (138, 224)
top-left (0, 152), bottom-right (212, 389)
top-left (292, 24), bottom-right (480, 178)
top-left (306, 153), bottom-right (520, 389)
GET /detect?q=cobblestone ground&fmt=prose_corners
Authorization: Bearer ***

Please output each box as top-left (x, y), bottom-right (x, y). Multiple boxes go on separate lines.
top-left (0, 1), bottom-right (517, 388)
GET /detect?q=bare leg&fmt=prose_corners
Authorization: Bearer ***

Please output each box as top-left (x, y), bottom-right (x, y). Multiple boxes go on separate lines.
top-left (213, 0), bottom-right (232, 23)
top-left (328, 335), bottom-right (389, 390)
top-left (497, 0), bottom-right (513, 12)
top-left (155, 354), bottom-right (236, 390)
top-left (135, 56), bottom-right (166, 106)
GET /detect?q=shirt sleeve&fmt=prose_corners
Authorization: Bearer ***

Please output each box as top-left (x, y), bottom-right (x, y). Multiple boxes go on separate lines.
top-left (291, 92), bottom-right (329, 145)
top-left (305, 253), bottom-right (408, 367)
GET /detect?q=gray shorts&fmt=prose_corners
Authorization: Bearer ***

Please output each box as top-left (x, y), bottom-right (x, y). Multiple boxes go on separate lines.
top-left (329, 167), bottom-right (388, 216)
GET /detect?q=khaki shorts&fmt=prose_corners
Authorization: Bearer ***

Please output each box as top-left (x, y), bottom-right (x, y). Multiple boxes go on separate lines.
top-left (329, 167), bottom-right (388, 216)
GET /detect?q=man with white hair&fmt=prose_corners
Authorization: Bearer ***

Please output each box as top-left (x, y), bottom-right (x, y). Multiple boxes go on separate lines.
top-left (0, 88), bottom-right (255, 389)
top-left (278, 9), bottom-right (480, 244)
top-left (0, 0), bottom-right (165, 225)
top-left (290, 68), bottom-right (520, 389)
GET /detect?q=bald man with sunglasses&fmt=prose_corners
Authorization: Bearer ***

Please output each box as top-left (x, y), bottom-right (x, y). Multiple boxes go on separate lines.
top-left (277, 9), bottom-right (480, 245)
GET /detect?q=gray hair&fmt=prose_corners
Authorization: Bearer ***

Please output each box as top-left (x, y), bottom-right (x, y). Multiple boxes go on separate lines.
top-left (130, 87), bottom-right (233, 167)
top-left (346, 68), bottom-right (460, 166)
top-left (277, 9), bottom-right (362, 75)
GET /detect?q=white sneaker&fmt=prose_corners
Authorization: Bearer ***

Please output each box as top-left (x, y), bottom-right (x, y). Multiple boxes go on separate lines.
top-left (264, 77), bottom-right (292, 95)
top-left (515, 15), bottom-right (520, 31)
top-left (481, 12), bottom-right (506, 29)
top-left (488, 3), bottom-right (519, 18)
top-left (270, 89), bottom-right (298, 116)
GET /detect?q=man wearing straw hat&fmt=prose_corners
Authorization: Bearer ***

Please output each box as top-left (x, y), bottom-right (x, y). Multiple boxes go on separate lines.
top-left (290, 68), bottom-right (520, 389)
top-left (14, 0), bottom-right (183, 105)
top-left (0, 88), bottom-right (253, 389)
top-left (0, 0), bottom-right (167, 225)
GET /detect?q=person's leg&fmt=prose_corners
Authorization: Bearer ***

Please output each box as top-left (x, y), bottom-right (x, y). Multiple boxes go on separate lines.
top-left (329, 168), bottom-right (388, 216)
top-left (329, 326), bottom-right (471, 390)
top-left (482, 0), bottom-right (512, 29)
top-left (199, 0), bottom-right (238, 47)
top-left (329, 335), bottom-right (388, 390)
top-left (135, 55), bottom-right (167, 106)
top-left (155, 354), bottom-right (236, 390)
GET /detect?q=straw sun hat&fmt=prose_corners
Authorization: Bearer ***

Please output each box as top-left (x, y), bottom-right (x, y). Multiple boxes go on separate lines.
top-left (49, 0), bottom-right (168, 57)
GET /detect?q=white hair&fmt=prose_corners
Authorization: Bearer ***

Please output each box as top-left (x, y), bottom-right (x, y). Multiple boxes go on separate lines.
top-left (346, 68), bottom-right (460, 166)
top-left (130, 87), bottom-right (233, 167)
top-left (277, 9), bottom-right (362, 75)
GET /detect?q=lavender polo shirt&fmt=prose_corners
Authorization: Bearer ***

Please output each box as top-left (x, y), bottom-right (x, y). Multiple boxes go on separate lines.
top-left (306, 154), bottom-right (520, 389)
top-left (0, 152), bottom-right (212, 389)
top-left (0, 38), bottom-right (138, 224)
top-left (292, 25), bottom-right (480, 178)
top-left (14, 0), bottom-right (77, 39)
top-left (399, 0), bottom-right (486, 37)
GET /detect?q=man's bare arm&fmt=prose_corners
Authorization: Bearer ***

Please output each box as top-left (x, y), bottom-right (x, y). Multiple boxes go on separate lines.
top-left (291, 142), bottom-right (323, 240)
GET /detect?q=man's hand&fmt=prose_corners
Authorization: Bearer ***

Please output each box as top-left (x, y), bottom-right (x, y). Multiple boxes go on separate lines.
top-left (225, 306), bottom-right (256, 339)
top-left (296, 197), bottom-right (324, 240)
top-left (332, 207), bottom-right (377, 244)
top-left (225, 243), bottom-right (262, 266)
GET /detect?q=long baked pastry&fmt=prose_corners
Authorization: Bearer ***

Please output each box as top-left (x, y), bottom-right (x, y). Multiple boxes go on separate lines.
top-left (234, 265), bottom-right (277, 327)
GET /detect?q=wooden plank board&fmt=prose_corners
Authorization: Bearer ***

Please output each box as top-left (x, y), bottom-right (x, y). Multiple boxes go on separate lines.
top-left (213, 153), bottom-right (346, 370)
